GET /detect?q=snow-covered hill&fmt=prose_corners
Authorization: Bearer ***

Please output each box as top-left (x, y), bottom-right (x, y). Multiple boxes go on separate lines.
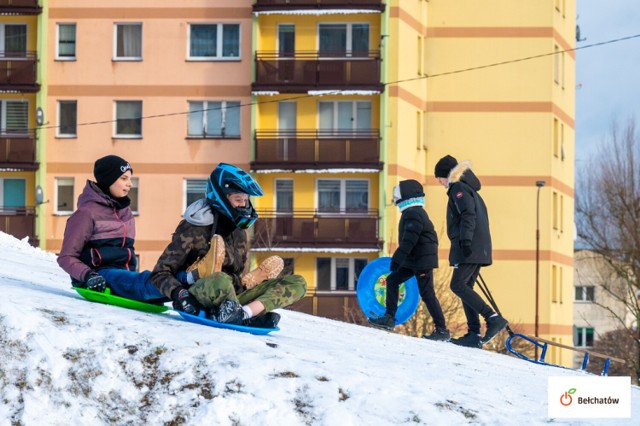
top-left (0, 232), bottom-right (637, 425)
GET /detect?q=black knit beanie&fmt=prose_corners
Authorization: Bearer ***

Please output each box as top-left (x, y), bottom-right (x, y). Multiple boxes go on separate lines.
top-left (434, 155), bottom-right (458, 178)
top-left (94, 155), bottom-right (133, 193)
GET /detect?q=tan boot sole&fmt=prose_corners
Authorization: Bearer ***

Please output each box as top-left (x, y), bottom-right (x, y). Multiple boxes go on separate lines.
top-left (242, 255), bottom-right (284, 288)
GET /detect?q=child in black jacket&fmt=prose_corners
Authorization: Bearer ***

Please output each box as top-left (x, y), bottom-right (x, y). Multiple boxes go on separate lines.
top-left (369, 179), bottom-right (450, 340)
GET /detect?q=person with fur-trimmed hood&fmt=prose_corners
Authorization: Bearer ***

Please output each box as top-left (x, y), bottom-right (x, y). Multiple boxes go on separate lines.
top-left (434, 155), bottom-right (508, 348)
top-left (368, 179), bottom-right (449, 340)
top-left (150, 163), bottom-right (307, 328)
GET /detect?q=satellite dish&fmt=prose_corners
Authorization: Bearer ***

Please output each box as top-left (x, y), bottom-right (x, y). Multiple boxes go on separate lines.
top-left (35, 185), bottom-right (44, 205)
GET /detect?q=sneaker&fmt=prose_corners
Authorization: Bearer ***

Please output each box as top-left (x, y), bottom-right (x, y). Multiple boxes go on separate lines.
top-left (481, 315), bottom-right (509, 344)
top-left (423, 328), bottom-right (451, 341)
top-left (241, 256), bottom-right (284, 289)
top-left (451, 333), bottom-right (482, 349)
top-left (187, 234), bottom-right (225, 280)
top-left (212, 300), bottom-right (244, 325)
top-left (368, 313), bottom-right (396, 331)
top-left (245, 312), bottom-right (281, 329)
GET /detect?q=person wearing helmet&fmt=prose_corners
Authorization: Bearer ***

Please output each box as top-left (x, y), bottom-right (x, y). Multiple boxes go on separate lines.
top-left (150, 163), bottom-right (307, 328)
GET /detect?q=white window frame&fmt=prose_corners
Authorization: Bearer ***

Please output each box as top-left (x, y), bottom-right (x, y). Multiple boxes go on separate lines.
top-left (129, 177), bottom-right (139, 215)
top-left (184, 178), bottom-right (207, 210)
top-left (0, 99), bottom-right (29, 135)
top-left (575, 285), bottom-right (595, 302)
top-left (187, 23), bottom-right (241, 61)
top-left (113, 100), bottom-right (143, 138)
top-left (274, 178), bottom-right (294, 213)
top-left (57, 100), bottom-right (77, 138)
top-left (187, 100), bottom-right (241, 138)
top-left (316, 257), bottom-right (368, 292)
top-left (0, 177), bottom-right (26, 210)
top-left (315, 178), bottom-right (369, 213)
top-left (317, 22), bottom-right (369, 58)
top-left (574, 327), bottom-right (595, 348)
top-left (56, 23), bottom-right (76, 60)
top-left (113, 22), bottom-right (143, 61)
top-left (55, 177), bottom-right (74, 215)
top-left (317, 100), bottom-right (372, 133)
top-left (0, 23), bottom-right (27, 56)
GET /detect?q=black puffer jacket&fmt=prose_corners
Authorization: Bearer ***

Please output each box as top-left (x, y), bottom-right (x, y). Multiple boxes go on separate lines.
top-left (445, 161), bottom-right (492, 266)
top-left (391, 180), bottom-right (439, 271)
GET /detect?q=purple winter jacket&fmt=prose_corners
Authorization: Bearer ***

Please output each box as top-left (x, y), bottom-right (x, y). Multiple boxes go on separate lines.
top-left (57, 180), bottom-right (137, 282)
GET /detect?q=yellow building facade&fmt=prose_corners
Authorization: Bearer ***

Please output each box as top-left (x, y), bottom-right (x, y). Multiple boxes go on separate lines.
top-left (252, 0), bottom-right (575, 365)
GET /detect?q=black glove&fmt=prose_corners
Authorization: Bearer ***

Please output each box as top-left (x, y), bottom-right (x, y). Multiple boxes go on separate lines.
top-left (86, 273), bottom-right (106, 292)
top-left (460, 240), bottom-right (472, 257)
top-left (390, 261), bottom-right (399, 272)
top-left (171, 287), bottom-right (200, 315)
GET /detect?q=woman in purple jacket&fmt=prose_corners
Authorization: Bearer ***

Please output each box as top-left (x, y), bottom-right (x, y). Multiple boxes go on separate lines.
top-left (57, 155), bottom-right (167, 302)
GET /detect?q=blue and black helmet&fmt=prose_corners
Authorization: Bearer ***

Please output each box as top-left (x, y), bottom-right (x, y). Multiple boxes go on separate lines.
top-left (206, 163), bottom-right (264, 229)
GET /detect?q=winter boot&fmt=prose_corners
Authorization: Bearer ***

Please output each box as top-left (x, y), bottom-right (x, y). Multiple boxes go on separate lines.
top-left (212, 300), bottom-right (244, 325)
top-left (481, 315), bottom-right (509, 344)
top-left (241, 256), bottom-right (284, 289)
top-left (451, 332), bottom-right (482, 349)
top-left (368, 313), bottom-right (396, 331)
top-left (422, 327), bottom-right (451, 342)
top-left (245, 312), bottom-right (281, 329)
top-left (187, 234), bottom-right (225, 281)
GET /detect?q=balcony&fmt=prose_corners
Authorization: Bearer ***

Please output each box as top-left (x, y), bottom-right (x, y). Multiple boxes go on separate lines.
top-left (0, 131), bottom-right (38, 171)
top-left (252, 209), bottom-right (382, 250)
top-left (253, 51), bottom-right (383, 93)
top-left (0, 51), bottom-right (40, 92)
top-left (253, 0), bottom-right (385, 13)
top-left (252, 129), bottom-right (382, 171)
top-left (0, 207), bottom-right (38, 246)
top-left (0, 0), bottom-right (42, 14)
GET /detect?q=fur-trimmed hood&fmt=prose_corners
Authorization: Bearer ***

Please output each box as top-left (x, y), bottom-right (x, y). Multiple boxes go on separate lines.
top-left (448, 160), bottom-right (481, 191)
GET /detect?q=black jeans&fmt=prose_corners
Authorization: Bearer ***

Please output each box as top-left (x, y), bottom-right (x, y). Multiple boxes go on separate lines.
top-left (449, 264), bottom-right (494, 334)
top-left (385, 267), bottom-right (446, 329)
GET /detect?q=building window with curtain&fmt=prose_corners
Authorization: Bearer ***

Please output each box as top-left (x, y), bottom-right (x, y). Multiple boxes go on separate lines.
top-left (57, 100), bottom-right (77, 138)
top-left (318, 101), bottom-right (371, 135)
top-left (114, 101), bottom-right (142, 137)
top-left (56, 23), bottom-right (76, 60)
top-left (316, 257), bottom-right (368, 292)
top-left (317, 179), bottom-right (369, 213)
top-left (318, 23), bottom-right (369, 57)
top-left (189, 24), bottom-right (240, 60)
top-left (187, 101), bottom-right (240, 138)
top-left (114, 23), bottom-right (142, 60)
top-left (275, 179), bottom-right (293, 213)
top-left (1, 24), bottom-right (27, 57)
top-left (0, 100), bottom-right (28, 135)
top-left (185, 179), bottom-right (207, 210)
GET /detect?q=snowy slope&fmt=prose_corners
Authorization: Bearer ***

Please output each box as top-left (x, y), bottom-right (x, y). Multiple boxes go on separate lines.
top-left (0, 232), bottom-right (637, 426)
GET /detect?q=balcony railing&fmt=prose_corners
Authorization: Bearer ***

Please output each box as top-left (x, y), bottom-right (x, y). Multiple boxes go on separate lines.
top-left (0, 207), bottom-right (38, 246)
top-left (253, 0), bottom-right (385, 12)
top-left (0, 0), bottom-right (42, 14)
top-left (0, 130), bottom-right (38, 170)
top-left (252, 209), bottom-right (382, 250)
top-left (252, 129), bottom-right (382, 171)
top-left (0, 51), bottom-right (40, 92)
top-left (253, 51), bottom-right (383, 93)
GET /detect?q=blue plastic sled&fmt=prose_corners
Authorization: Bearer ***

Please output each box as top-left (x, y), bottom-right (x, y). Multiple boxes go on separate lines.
top-left (356, 257), bottom-right (420, 325)
top-left (178, 310), bottom-right (279, 335)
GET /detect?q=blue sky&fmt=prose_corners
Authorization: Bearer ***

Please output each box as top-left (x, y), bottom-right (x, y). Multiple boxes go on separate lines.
top-left (575, 0), bottom-right (640, 164)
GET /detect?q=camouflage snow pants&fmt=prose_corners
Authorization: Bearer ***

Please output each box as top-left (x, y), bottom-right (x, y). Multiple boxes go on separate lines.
top-left (188, 272), bottom-right (307, 312)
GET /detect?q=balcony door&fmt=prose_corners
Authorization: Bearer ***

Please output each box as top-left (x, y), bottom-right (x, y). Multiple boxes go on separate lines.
top-left (277, 24), bottom-right (295, 81)
top-left (318, 101), bottom-right (371, 134)
top-left (318, 23), bottom-right (369, 57)
top-left (0, 178), bottom-right (26, 210)
top-left (278, 101), bottom-right (296, 161)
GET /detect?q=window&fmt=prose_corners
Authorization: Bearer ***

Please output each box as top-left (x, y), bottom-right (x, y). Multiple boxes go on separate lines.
top-left (57, 100), bottom-right (77, 137)
top-left (0, 100), bottom-right (28, 134)
top-left (0, 178), bottom-right (26, 209)
top-left (552, 191), bottom-right (558, 230)
top-left (551, 265), bottom-right (558, 303)
top-left (283, 257), bottom-right (295, 274)
top-left (553, 118), bottom-right (559, 157)
top-left (558, 266), bottom-right (563, 303)
top-left (317, 179), bottom-right (369, 213)
top-left (185, 179), bottom-right (207, 210)
top-left (316, 257), bottom-right (368, 291)
top-left (318, 23), bottom-right (369, 57)
top-left (129, 177), bottom-right (139, 214)
top-left (559, 195), bottom-right (564, 233)
top-left (278, 24), bottom-right (295, 57)
top-left (188, 101), bottom-right (240, 138)
top-left (114, 101), bottom-right (142, 137)
top-left (416, 110), bottom-right (423, 150)
top-left (275, 179), bottom-right (293, 213)
top-left (0, 24), bottom-right (27, 57)
top-left (417, 35), bottom-right (423, 75)
top-left (560, 123), bottom-right (565, 161)
top-left (575, 286), bottom-right (595, 302)
top-left (57, 24), bottom-right (76, 59)
top-left (55, 178), bottom-right (74, 214)
top-left (114, 23), bottom-right (142, 60)
top-left (575, 327), bottom-right (594, 347)
top-left (318, 101), bottom-right (371, 133)
top-left (189, 24), bottom-right (240, 60)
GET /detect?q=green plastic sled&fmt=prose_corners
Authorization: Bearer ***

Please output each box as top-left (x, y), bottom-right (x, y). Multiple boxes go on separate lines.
top-left (73, 287), bottom-right (170, 313)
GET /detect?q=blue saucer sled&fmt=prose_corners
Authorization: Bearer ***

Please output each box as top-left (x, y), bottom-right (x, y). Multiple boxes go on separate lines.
top-left (178, 310), bottom-right (279, 335)
top-left (356, 257), bottom-right (420, 325)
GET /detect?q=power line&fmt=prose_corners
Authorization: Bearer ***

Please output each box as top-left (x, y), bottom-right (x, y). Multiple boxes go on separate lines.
top-left (31, 33), bottom-right (640, 133)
